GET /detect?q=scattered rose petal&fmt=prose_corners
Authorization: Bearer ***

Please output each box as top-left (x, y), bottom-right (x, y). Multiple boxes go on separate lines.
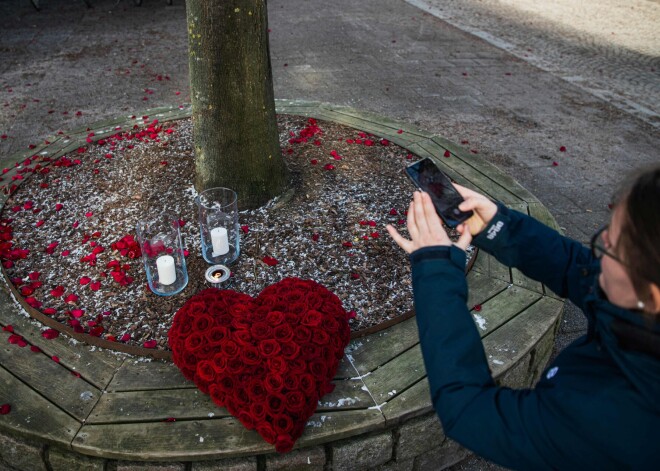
top-left (389, 208), bottom-right (398, 216)
top-left (310, 159), bottom-right (318, 165)
top-left (120, 333), bottom-right (131, 342)
top-left (240, 225), bottom-right (249, 234)
top-left (79, 276), bottom-right (91, 285)
top-left (0, 404), bottom-right (10, 415)
top-left (51, 355), bottom-right (60, 363)
top-left (350, 273), bottom-right (360, 279)
top-left (342, 241), bottom-right (353, 248)
top-left (55, 203), bottom-right (63, 211)
top-left (90, 281), bottom-right (101, 291)
top-left (262, 256), bottom-right (279, 266)
top-left (348, 310), bottom-right (357, 319)
top-left (144, 340), bottom-right (157, 349)
top-left (559, 146), bottom-right (567, 152)
top-left (64, 293), bottom-right (79, 304)
top-left (380, 139), bottom-right (390, 146)
top-left (85, 212), bottom-right (93, 218)
top-left (324, 164), bottom-right (335, 170)
top-left (444, 150), bottom-right (451, 158)
top-left (311, 233), bottom-right (320, 242)
top-left (371, 232), bottom-right (380, 238)
top-left (552, 161), bottom-right (559, 167)
top-left (71, 371), bottom-right (81, 378)
top-left (164, 417), bottom-right (176, 422)
top-left (30, 345), bottom-right (41, 353)
top-left (2, 325), bottom-right (14, 333)
top-left (42, 329), bottom-right (59, 340)
top-left (397, 129), bottom-right (404, 134)
top-left (473, 304), bottom-right (482, 312)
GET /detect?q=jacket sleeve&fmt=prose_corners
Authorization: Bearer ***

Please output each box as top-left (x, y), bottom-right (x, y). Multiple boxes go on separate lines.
top-left (411, 246), bottom-right (574, 470)
top-left (473, 203), bottom-right (594, 306)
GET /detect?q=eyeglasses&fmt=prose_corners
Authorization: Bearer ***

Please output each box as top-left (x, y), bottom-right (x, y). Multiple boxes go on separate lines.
top-left (590, 225), bottom-right (626, 265)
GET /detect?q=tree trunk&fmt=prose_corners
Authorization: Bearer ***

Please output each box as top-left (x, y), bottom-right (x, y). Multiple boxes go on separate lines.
top-left (186, 0), bottom-right (288, 210)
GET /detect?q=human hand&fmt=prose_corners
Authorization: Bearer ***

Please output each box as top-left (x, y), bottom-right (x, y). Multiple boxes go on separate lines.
top-left (386, 191), bottom-right (472, 254)
top-left (453, 184), bottom-right (498, 236)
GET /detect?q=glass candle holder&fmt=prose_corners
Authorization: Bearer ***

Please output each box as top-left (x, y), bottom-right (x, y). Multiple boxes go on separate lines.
top-left (136, 213), bottom-right (188, 296)
top-left (195, 187), bottom-right (240, 265)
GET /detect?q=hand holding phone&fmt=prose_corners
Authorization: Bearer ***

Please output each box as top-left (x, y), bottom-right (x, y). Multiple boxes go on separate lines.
top-left (405, 158), bottom-right (473, 227)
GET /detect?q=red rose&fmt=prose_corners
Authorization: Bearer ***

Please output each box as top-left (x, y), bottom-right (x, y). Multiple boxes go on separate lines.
top-left (285, 289), bottom-right (305, 303)
top-left (250, 401), bottom-right (267, 421)
top-left (268, 393), bottom-right (286, 415)
top-left (232, 329), bottom-right (253, 346)
top-left (247, 379), bottom-right (267, 402)
top-left (321, 316), bottom-right (340, 333)
top-left (285, 390), bottom-right (307, 413)
top-left (280, 341), bottom-right (301, 360)
top-left (301, 310), bottom-right (322, 327)
top-left (267, 356), bottom-right (289, 375)
top-left (256, 422), bottom-right (277, 445)
top-left (294, 325), bottom-right (312, 344)
top-left (184, 332), bottom-right (206, 353)
top-left (226, 357), bottom-right (244, 375)
top-left (196, 359), bottom-right (216, 379)
top-left (276, 434), bottom-right (296, 454)
top-left (251, 306), bottom-right (269, 322)
top-left (211, 353), bottom-right (227, 373)
top-left (283, 374), bottom-right (300, 391)
top-left (218, 376), bottom-right (235, 393)
top-left (237, 410), bottom-right (255, 430)
top-left (250, 322), bottom-right (272, 340)
top-left (321, 381), bottom-right (336, 395)
top-left (299, 374), bottom-right (316, 396)
top-left (301, 344), bottom-right (321, 360)
top-left (284, 312), bottom-right (298, 325)
top-left (240, 345), bottom-right (261, 366)
top-left (230, 314), bottom-right (251, 330)
top-left (312, 329), bottom-right (330, 345)
top-left (310, 360), bottom-right (328, 378)
top-left (193, 314), bottom-right (214, 333)
top-left (258, 339), bottom-right (281, 357)
top-left (288, 357), bottom-right (307, 374)
top-left (233, 387), bottom-right (250, 406)
top-left (221, 339), bottom-right (239, 357)
top-left (258, 295), bottom-right (279, 308)
top-left (209, 384), bottom-right (226, 406)
top-left (288, 302), bottom-right (307, 315)
top-left (264, 373), bottom-right (284, 394)
top-left (207, 326), bottom-right (230, 345)
top-left (273, 324), bottom-right (294, 343)
top-left (305, 293), bottom-right (324, 309)
top-left (265, 310), bottom-right (285, 326)
top-left (273, 414), bottom-right (294, 434)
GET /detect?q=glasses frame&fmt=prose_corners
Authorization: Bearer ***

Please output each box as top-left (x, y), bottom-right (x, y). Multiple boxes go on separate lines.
top-left (590, 224), bottom-right (626, 266)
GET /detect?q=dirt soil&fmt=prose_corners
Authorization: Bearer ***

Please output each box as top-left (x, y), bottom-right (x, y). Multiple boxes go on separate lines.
top-left (1, 115), bottom-right (472, 350)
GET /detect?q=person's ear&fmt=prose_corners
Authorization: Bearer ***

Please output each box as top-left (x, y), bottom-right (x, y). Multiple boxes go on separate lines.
top-left (649, 283), bottom-right (660, 314)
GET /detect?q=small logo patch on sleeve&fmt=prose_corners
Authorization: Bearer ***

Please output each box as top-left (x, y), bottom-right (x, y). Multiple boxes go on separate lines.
top-left (486, 221), bottom-right (504, 240)
top-left (546, 366), bottom-right (559, 379)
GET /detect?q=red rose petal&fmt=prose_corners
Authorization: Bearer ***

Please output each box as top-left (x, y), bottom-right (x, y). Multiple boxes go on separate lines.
top-left (0, 404), bottom-right (10, 415)
top-left (85, 212), bottom-right (93, 218)
top-left (2, 325), bottom-right (14, 333)
top-left (144, 340), bottom-right (157, 349)
top-left (342, 241), bottom-right (353, 248)
top-left (241, 225), bottom-right (249, 234)
top-left (79, 276), bottom-right (91, 285)
top-left (55, 203), bottom-right (63, 211)
top-left (324, 164), bottom-right (335, 170)
top-left (90, 281), bottom-right (101, 291)
top-left (262, 256), bottom-right (279, 267)
top-left (30, 345), bottom-right (41, 353)
top-left (559, 146), bottom-right (567, 152)
top-left (120, 333), bottom-right (131, 342)
top-left (42, 328), bottom-right (59, 340)
top-left (397, 129), bottom-right (404, 134)
top-left (552, 161), bottom-right (559, 167)
top-left (350, 273), bottom-right (360, 279)
top-left (473, 304), bottom-right (482, 312)
top-left (310, 159), bottom-right (318, 165)
top-left (311, 233), bottom-right (320, 242)
top-left (164, 417), bottom-right (176, 422)
top-left (443, 150), bottom-right (451, 158)
top-left (389, 208), bottom-right (398, 216)
top-left (51, 355), bottom-right (60, 363)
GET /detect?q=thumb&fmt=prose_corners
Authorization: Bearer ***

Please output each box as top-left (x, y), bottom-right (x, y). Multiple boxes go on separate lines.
top-left (455, 223), bottom-right (473, 251)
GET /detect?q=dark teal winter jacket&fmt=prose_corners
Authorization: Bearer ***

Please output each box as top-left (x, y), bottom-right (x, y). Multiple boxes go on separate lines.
top-left (410, 203), bottom-right (660, 470)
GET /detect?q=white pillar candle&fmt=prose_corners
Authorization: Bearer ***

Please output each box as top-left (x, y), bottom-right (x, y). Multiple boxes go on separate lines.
top-left (156, 255), bottom-right (176, 286)
top-left (211, 227), bottom-right (230, 256)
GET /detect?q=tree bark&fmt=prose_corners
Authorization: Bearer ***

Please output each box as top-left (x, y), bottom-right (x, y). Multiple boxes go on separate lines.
top-left (186, 0), bottom-right (288, 210)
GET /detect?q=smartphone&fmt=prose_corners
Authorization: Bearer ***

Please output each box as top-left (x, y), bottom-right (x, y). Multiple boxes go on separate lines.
top-left (405, 158), bottom-right (473, 227)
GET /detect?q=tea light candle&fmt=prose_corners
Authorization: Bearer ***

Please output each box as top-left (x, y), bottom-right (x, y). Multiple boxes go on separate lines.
top-left (211, 227), bottom-right (229, 256)
top-left (156, 255), bottom-right (176, 285)
top-left (205, 264), bottom-right (231, 288)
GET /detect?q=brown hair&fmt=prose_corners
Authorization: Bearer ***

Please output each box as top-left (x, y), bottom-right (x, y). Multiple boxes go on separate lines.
top-left (613, 164), bottom-right (660, 305)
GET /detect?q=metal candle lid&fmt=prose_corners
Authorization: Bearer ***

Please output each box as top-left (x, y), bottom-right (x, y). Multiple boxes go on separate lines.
top-left (205, 264), bottom-right (231, 285)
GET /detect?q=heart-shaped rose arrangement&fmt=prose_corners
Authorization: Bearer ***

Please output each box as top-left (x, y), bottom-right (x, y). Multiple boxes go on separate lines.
top-left (168, 277), bottom-right (351, 453)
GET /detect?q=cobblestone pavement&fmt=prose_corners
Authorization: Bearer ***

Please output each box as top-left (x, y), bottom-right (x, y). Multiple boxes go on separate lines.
top-left (1, 1), bottom-right (658, 470)
top-left (407, 0), bottom-right (660, 127)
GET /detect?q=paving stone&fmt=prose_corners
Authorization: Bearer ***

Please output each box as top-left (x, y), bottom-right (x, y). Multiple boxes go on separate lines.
top-left (413, 439), bottom-right (470, 471)
top-left (265, 446), bottom-right (325, 471)
top-left (47, 447), bottom-right (105, 471)
top-left (332, 432), bottom-right (393, 471)
top-left (370, 457), bottom-right (415, 471)
top-left (396, 413), bottom-right (445, 461)
top-left (0, 432), bottom-right (46, 471)
top-left (191, 456), bottom-right (257, 471)
top-left (115, 462), bottom-right (186, 471)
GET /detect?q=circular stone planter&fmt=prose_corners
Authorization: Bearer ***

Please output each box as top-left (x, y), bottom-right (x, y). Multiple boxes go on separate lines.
top-left (0, 100), bottom-right (564, 471)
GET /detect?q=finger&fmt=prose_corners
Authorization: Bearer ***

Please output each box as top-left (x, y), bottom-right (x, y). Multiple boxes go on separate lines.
top-left (453, 183), bottom-right (482, 200)
top-left (455, 223), bottom-right (473, 250)
top-left (406, 199), bottom-right (418, 238)
top-left (421, 191), bottom-right (445, 234)
top-left (386, 224), bottom-right (414, 253)
top-left (412, 191), bottom-right (429, 235)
